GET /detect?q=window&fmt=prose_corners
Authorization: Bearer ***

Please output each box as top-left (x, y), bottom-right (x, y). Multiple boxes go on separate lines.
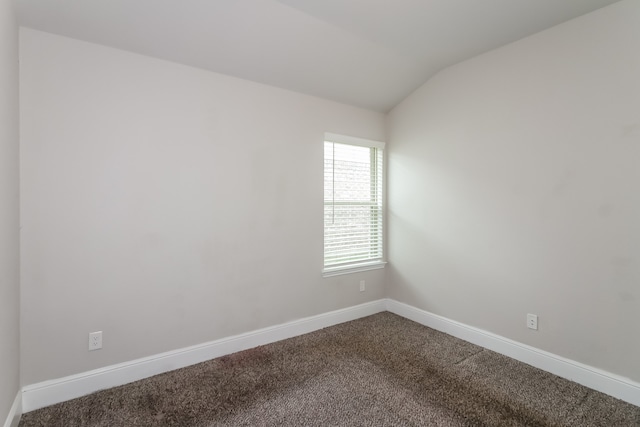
top-left (323, 133), bottom-right (385, 277)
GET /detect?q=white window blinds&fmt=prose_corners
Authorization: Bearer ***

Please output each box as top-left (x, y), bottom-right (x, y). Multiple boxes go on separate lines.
top-left (324, 134), bottom-right (384, 271)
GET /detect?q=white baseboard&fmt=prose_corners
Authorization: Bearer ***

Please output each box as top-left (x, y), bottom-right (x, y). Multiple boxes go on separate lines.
top-left (20, 298), bottom-right (640, 413)
top-left (22, 299), bottom-right (386, 413)
top-left (2, 391), bottom-right (22, 427)
top-left (385, 299), bottom-right (640, 407)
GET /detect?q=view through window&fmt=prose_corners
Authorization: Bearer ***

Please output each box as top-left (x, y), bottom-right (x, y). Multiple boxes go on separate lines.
top-left (323, 134), bottom-right (384, 275)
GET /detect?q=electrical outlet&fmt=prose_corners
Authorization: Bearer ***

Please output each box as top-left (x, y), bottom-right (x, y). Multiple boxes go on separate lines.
top-left (527, 314), bottom-right (538, 330)
top-left (359, 280), bottom-right (365, 292)
top-left (89, 331), bottom-right (103, 351)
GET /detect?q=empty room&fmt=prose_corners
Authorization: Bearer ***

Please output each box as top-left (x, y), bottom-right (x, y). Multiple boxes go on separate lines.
top-left (1, 0), bottom-right (639, 425)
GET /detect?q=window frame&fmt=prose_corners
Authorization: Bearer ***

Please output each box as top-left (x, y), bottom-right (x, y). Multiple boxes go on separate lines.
top-left (322, 133), bottom-right (386, 277)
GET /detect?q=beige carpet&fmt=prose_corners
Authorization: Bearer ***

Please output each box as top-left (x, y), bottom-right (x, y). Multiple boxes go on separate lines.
top-left (19, 312), bottom-right (640, 426)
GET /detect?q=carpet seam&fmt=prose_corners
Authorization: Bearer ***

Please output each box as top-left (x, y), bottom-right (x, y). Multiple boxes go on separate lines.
top-left (453, 348), bottom-right (485, 365)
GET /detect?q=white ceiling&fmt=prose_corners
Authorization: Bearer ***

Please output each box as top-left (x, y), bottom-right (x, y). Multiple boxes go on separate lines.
top-left (17, 0), bottom-right (622, 112)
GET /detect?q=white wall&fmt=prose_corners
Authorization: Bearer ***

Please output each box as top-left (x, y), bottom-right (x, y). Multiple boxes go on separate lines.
top-left (20, 28), bottom-right (386, 385)
top-left (388, 0), bottom-right (640, 382)
top-left (0, 0), bottom-right (20, 422)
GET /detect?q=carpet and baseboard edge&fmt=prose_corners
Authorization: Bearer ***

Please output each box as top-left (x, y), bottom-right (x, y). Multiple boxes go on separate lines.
top-left (20, 298), bottom-right (640, 413)
top-left (21, 300), bottom-right (387, 412)
top-left (385, 299), bottom-right (640, 408)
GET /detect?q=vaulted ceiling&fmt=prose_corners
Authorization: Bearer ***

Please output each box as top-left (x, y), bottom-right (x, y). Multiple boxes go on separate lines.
top-left (17, 0), bottom-right (622, 112)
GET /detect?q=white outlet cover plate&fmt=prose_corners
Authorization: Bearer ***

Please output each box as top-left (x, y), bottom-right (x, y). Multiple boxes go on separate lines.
top-left (89, 331), bottom-right (103, 351)
top-left (527, 314), bottom-right (538, 330)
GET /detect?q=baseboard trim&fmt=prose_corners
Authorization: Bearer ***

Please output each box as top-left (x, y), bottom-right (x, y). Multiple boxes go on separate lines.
top-left (385, 299), bottom-right (640, 407)
top-left (22, 299), bottom-right (386, 413)
top-left (2, 391), bottom-right (22, 427)
top-left (21, 298), bottom-right (640, 413)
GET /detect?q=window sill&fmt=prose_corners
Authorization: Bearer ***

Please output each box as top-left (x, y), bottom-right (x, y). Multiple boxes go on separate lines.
top-left (322, 261), bottom-right (387, 278)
